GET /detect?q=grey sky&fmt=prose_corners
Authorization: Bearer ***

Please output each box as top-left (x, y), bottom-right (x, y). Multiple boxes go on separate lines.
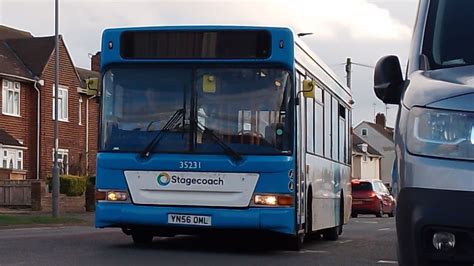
top-left (0, 0), bottom-right (419, 127)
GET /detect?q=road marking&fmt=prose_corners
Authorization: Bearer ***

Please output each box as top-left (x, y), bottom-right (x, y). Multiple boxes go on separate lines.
top-left (355, 221), bottom-right (378, 224)
top-left (280, 249), bottom-right (329, 254)
top-left (300, 250), bottom-right (329, 254)
top-left (378, 228), bottom-right (393, 231)
top-left (377, 260), bottom-right (398, 264)
top-left (338, 240), bottom-right (353, 244)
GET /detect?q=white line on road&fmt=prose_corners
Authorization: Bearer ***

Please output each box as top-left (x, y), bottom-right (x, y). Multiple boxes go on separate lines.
top-left (354, 220), bottom-right (379, 224)
top-left (280, 249), bottom-right (329, 254)
top-left (300, 250), bottom-right (329, 254)
top-left (378, 228), bottom-right (393, 231)
top-left (337, 240), bottom-right (353, 244)
top-left (377, 260), bottom-right (398, 264)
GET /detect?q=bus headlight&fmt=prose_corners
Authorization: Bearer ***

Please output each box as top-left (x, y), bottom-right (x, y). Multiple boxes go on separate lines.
top-left (107, 191), bottom-right (128, 201)
top-left (252, 194), bottom-right (293, 207)
top-left (407, 107), bottom-right (474, 160)
top-left (96, 190), bottom-right (130, 202)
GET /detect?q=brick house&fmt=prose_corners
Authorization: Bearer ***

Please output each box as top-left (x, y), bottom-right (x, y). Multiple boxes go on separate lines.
top-left (0, 25), bottom-right (99, 180)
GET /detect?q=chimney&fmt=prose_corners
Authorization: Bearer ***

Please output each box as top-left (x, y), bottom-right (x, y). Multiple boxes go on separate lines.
top-left (375, 113), bottom-right (386, 128)
top-left (91, 52), bottom-right (101, 72)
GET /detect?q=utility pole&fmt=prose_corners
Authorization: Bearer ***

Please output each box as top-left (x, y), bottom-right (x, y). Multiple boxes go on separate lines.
top-left (52, 0), bottom-right (60, 218)
top-left (345, 57), bottom-right (352, 89)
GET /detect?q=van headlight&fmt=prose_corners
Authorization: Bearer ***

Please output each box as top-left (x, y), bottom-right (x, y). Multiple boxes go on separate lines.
top-left (407, 107), bottom-right (474, 160)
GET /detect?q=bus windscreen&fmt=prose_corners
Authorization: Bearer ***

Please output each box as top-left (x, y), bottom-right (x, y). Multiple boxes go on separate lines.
top-left (120, 30), bottom-right (271, 59)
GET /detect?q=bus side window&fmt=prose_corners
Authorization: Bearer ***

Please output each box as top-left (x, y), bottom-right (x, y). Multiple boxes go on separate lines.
top-left (315, 86), bottom-right (324, 156)
top-left (323, 91), bottom-right (331, 158)
top-left (306, 97), bottom-right (314, 153)
top-left (332, 97), bottom-right (339, 160)
top-left (338, 104), bottom-right (346, 163)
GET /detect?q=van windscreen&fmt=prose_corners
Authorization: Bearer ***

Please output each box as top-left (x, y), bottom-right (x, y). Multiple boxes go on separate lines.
top-left (423, 0), bottom-right (474, 69)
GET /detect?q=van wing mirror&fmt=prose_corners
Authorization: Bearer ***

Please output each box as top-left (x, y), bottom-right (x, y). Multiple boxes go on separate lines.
top-left (374, 55), bottom-right (404, 104)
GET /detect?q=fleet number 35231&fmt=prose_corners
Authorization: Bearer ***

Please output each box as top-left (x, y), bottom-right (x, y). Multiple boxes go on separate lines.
top-left (179, 161), bottom-right (201, 169)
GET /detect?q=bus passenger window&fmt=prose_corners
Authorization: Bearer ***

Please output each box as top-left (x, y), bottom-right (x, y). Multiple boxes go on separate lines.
top-left (306, 98), bottom-right (314, 153)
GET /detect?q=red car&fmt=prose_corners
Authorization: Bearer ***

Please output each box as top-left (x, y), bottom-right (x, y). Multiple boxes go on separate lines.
top-left (351, 180), bottom-right (395, 218)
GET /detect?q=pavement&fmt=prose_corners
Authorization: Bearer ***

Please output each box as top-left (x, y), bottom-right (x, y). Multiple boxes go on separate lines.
top-left (0, 215), bottom-right (397, 266)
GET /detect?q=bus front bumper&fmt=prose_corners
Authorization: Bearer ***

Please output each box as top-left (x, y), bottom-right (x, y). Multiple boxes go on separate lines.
top-left (96, 203), bottom-right (295, 236)
top-left (397, 188), bottom-right (474, 266)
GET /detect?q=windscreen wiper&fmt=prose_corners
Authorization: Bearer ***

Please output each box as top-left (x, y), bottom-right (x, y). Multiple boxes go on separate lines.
top-left (197, 121), bottom-right (243, 163)
top-left (140, 109), bottom-right (185, 159)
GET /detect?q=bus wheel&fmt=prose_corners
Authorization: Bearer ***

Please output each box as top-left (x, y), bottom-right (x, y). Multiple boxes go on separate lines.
top-left (305, 190), bottom-right (318, 240)
top-left (132, 232), bottom-right (153, 245)
top-left (286, 232), bottom-right (305, 251)
top-left (322, 226), bottom-right (339, 241)
top-left (338, 195), bottom-right (344, 235)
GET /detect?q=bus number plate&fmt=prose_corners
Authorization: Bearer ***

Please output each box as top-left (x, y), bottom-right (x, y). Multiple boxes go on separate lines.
top-left (168, 214), bottom-right (211, 226)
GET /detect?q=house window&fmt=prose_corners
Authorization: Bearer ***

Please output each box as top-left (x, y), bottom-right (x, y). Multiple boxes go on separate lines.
top-left (17, 151), bottom-right (23, 169)
top-left (2, 79), bottom-right (20, 116)
top-left (2, 150), bottom-right (7, 168)
top-left (78, 97), bottom-right (83, 125)
top-left (53, 149), bottom-right (69, 175)
top-left (362, 128), bottom-right (368, 136)
top-left (1, 148), bottom-right (23, 169)
top-left (52, 86), bottom-right (68, 121)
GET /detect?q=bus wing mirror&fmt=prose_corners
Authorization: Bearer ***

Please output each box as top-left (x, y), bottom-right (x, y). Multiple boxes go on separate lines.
top-left (302, 80), bottom-right (316, 98)
top-left (203, 74), bottom-right (216, 93)
top-left (374, 55), bottom-right (404, 104)
top-left (86, 77), bottom-right (99, 96)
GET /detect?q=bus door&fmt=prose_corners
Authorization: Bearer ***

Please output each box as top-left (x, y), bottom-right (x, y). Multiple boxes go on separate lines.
top-left (296, 72), bottom-right (307, 232)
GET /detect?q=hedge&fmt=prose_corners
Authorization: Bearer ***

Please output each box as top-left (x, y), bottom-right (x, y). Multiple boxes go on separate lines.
top-left (48, 175), bottom-right (87, 197)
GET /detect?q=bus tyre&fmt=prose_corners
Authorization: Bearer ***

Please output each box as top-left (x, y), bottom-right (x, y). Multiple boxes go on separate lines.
top-left (305, 190), bottom-right (318, 240)
top-left (338, 196), bottom-right (344, 235)
top-left (132, 232), bottom-right (153, 245)
top-left (322, 226), bottom-right (339, 241)
top-left (287, 232), bottom-right (305, 251)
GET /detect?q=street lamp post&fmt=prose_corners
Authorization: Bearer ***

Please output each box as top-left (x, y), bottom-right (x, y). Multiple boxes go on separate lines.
top-left (345, 58), bottom-right (352, 89)
top-left (52, 0), bottom-right (60, 218)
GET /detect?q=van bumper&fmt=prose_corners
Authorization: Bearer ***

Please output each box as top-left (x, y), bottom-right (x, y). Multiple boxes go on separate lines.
top-left (397, 187), bottom-right (474, 265)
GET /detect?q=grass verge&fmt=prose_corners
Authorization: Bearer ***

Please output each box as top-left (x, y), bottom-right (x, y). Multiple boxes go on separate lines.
top-left (0, 215), bottom-right (86, 226)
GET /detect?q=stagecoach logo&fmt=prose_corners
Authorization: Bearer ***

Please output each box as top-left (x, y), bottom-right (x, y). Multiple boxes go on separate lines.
top-left (157, 173), bottom-right (171, 186)
top-left (156, 172), bottom-right (225, 187)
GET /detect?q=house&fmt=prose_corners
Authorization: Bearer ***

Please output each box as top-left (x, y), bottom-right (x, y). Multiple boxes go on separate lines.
top-left (351, 134), bottom-right (382, 180)
top-left (353, 113), bottom-right (395, 185)
top-left (0, 25), bottom-right (99, 180)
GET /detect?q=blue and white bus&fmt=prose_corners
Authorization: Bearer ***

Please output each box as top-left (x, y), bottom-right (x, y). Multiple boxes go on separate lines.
top-left (95, 26), bottom-right (353, 250)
